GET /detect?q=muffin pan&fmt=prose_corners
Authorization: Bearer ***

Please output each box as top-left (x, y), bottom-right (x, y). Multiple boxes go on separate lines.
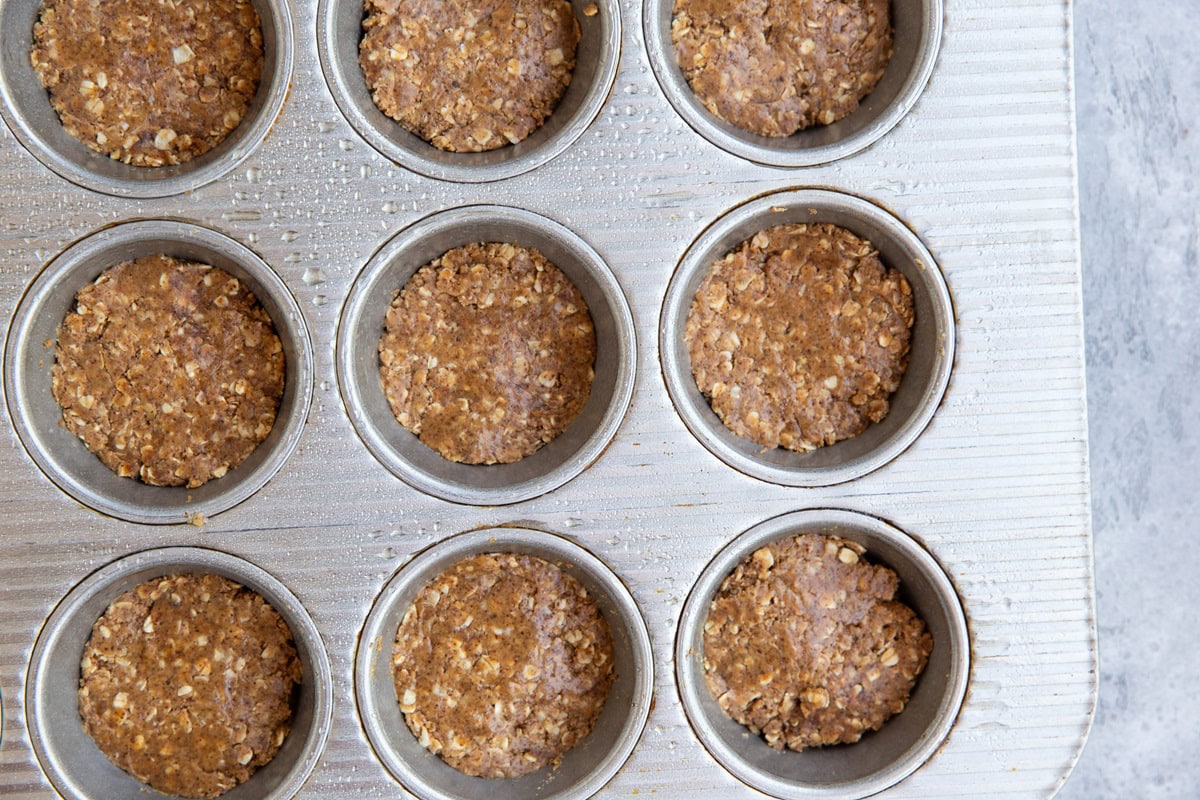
top-left (338, 205), bottom-right (636, 505)
top-left (660, 188), bottom-right (954, 487)
top-left (357, 527), bottom-right (653, 800)
top-left (0, 0), bottom-right (1095, 797)
top-left (317, 0), bottom-right (620, 182)
top-left (643, 0), bottom-right (943, 167)
top-left (25, 546), bottom-right (333, 800)
top-left (675, 509), bottom-right (969, 799)
top-left (3, 219), bottom-right (314, 524)
top-left (0, 0), bottom-right (295, 197)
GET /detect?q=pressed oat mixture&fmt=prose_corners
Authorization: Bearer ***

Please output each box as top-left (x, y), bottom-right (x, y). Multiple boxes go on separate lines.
top-left (379, 242), bottom-right (595, 465)
top-left (671, 0), bottom-right (892, 137)
top-left (703, 534), bottom-right (932, 750)
top-left (31, 0), bottom-right (263, 167)
top-left (79, 573), bottom-right (302, 798)
top-left (685, 223), bottom-right (913, 452)
top-left (392, 553), bottom-right (615, 778)
top-left (359, 0), bottom-right (580, 152)
top-left (52, 255), bottom-right (285, 488)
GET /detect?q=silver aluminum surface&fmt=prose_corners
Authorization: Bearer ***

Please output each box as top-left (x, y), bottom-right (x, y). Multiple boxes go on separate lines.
top-left (3, 219), bottom-right (315, 524)
top-left (675, 509), bottom-right (970, 800)
top-left (317, 0), bottom-right (621, 183)
top-left (643, 0), bottom-right (942, 167)
top-left (356, 527), bottom-right (653, 800)
top-left (660, 188), bottom-right (954, 487)
top-left (0, 0), bottom-right (1095, 796)
top-left (337, 206), bottom-right (637, 505)
top-left (0, 0), bottom-right (295, 198)
top-left (25, 546), bottom-right (334, 800)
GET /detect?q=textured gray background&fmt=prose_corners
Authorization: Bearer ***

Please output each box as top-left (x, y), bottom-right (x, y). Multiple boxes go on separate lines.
top-left (1060, 0), bottom-right (1200, 797)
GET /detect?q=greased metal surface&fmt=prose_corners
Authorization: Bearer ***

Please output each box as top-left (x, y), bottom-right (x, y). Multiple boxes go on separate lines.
top-left (0, 0), bottom-right (1094, 798)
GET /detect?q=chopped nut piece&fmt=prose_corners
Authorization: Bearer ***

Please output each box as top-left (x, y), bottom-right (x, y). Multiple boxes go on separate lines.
top-left (393, 553), bottom-right (614, 778)
top-left (671, 0), bottom-right (892, 136)
top-left (78, 574), bottom-right (301, 798)
top-left (685, 224), bottom-right (913, 452)
top-left (359, 0), bottom-right (580, 152)
top-left (379, 242), bottom-right (595, 465)
top-left (51, 255), bottom-right (285, 489)
top-left (703, 534), bottom-right (932, 751)
top-left (30, 0), bottom-right (264, 166)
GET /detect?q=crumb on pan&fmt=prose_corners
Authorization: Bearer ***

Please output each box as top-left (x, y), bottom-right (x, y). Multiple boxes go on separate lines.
top-left (52, 255), bottom-right (285, 488)
top-left (671, 0), bottom-right (892, 137)
top-left (31, 0), bottom-right (264, 166)
top-left (703, 533), bottom-right (932, 750)
top-left (685, 222), bottom-right (913, 452)
top-left (379, 241), bottom-right (595, 464)
top-left (79, 573), bottom-right (302, 799)
top-left (359, 0), bottom-right (580, 152)
top-left (392, 553), bottom-right (615, 777)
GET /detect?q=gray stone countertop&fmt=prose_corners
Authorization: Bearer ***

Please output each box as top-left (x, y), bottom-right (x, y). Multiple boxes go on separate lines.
top-left (1059, 0), bottom-right (1200, 796)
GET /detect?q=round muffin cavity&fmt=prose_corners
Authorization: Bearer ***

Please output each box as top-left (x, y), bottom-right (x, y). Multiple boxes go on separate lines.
top-left (30, 0), bottom-right (264, 167)
top-left (671, 0), bottom-right (892, 137)
top-left (359, 0), bottom-right (580, 152)
top-left (685, 222), bottom-right (913, 452)
top-left (392, 552), bottom-right (615, 778)
top-left (51, 254), bottom-right (285, 488)
top-left (378, 241), bottom-right (596, 465)
top-left (703, 534), bottom-right (932, 751)
top-left (78, 573), bottom-right (302, 799)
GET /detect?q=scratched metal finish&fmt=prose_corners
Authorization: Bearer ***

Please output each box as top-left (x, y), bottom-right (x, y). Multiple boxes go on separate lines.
top-left (0, 0), bottom-right (1095, 797)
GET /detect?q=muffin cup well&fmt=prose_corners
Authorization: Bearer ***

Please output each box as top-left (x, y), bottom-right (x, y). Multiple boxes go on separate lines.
top-left (0, 0), bottom-right (294, 197)
top-left (660, 188), bottom-right (954, 487)
top-left (316, 0), bottom-right (619, 183)
top-left (25, 546), bottom-right (334, 800)
top-left (356, 527), bottom-right (653, 800)
top-left (643, 0), bottom-right (942, 167)
top-left (675, 508), bottom-right (969, 800)
top-left (337, 205), bottom-right (636, 505)
top-left (3, 219), bottom-right (314, 524)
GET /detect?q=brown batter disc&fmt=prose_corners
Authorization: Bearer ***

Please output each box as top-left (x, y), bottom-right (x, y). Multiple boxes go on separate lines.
top-left (671, 0), bottom-right (892, 137)
top-left (685, 223), bottom-right (913, 452)
top-left (392, 553), bottom-right (615, 778)
top-left (359, 0), bottom-right (580, 152)
top-left (31, 0), bottom-right (263, 167)
top-left (78, 573), bottom-right (302, 799)
top-left (52, 255), bottom-right (285, 488)
top-left (378, 242), bottom-right (595, 465)
top-left (703, 534), bottom-right (932, 750)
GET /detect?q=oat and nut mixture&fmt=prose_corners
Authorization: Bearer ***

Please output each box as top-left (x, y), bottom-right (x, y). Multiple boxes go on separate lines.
top-left (31, 0), bottom-right (264, 167)
top-left (78, 573), bottom-right (302, 799)
top-left (52, 255), bottom-right (285, 488)
top-left (685, 223), bottom-right (913, 452)
top-left (671, 0), bottom-right (892, 137)
top-left (379, 242), bottom-right (595, 465)
top-left (703, 534), bottom-right (932, 750)
top-left (392, 553), bottom-right (615, 778)
top-left (360, 0), bottom-right (580, 152)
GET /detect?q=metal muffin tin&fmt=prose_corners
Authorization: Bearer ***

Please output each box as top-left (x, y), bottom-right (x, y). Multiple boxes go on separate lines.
top-left (337, 204), bottom-right (636, 505)
top-left (3, 219), bottom-right (314, 524)
top-left (357, 527), bottom-right (654, 800)
top-left (675, 509), bottom-right (970, 800)
top-left (0, 0), bottom-right (1095, 797)
top-left (24, 546), bottom-right (333, 800)
top-left (0, 0), bottom-right (295, 198)
top-left (660, 188), bottom-right (955, 487)
top-left (643, 0), bottom-right (943, 167)
top-left (317, 0), bottom-right (621, 183)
